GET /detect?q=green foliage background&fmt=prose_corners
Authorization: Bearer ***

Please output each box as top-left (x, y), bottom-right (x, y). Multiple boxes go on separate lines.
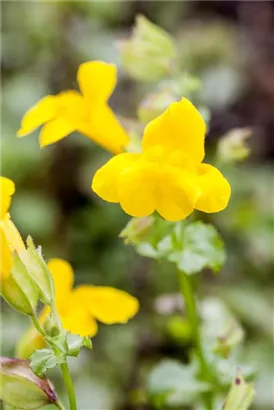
top-left (1, 2), bottom-right (273, 409)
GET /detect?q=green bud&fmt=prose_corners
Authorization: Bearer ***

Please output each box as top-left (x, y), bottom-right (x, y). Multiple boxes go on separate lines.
top-left (1, 253), bottom-right (38, 316)
top-left (167, 316), bottom-right (192, 343)
top-left (137, 73), bottom-right (203, 123)
top-left (120, 216), bottom-right (154, 245)
top-left (138, 87), bottom-right (178, 124)
top-left (176, 73), bottom-right (202, 96)
top-left (120, 15), bottom-right (177, 82)
top-left (0, 357), bottom-right (58, 409)
top-left (222, 369), bottom-right (255, 410)
top-left (19, 237), bottom-right (53, 304)
top-left (201, 298), bottom-right (244, 358)
top-left (218, 127), bottom-right (252, 165)
top-left (214, 323), bottom-right (244, 359)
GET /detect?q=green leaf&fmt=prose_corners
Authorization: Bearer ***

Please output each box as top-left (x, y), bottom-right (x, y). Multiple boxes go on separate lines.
top-left (133, 220), bottom-right (226, 275)
top-left (147, 359), bottom-right (210, 406)
top-left (222, 370), bottom-right (255, 410)
top-left (30, 349), bottom-right (64, 377)
top-left (67, 335), bottom-right (93, 357)
top-left (46, 333), bottom-right (68, 355)
top-left (171, 222), bottom-right (226, 275)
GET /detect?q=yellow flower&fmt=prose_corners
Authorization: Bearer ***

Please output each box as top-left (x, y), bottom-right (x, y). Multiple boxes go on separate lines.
top-left (92, 98), bottom-right (231, 221)
top-left (17, 61), bottom-right (129, 154)
top-left (0, 177), bottom-right (25, 279)
top-left (45, 258), bottom-right (139, 337)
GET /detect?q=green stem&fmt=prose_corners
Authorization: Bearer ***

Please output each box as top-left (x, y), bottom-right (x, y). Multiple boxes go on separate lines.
top-left (178, 270), bottom-right (213, 410)
top-left (31, 314), bottom-right (46, 337)
top-left (31, 315), bottom-right (74, 410)
top-left (60, 361), bottom-right (77, 410)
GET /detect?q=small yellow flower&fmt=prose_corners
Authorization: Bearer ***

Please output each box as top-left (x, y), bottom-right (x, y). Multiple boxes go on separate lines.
top-left (0, 177), bottom-right (25, 279)
top-left (92, 98), bottom-right (231, 221)
top-left (45, 258), bottom-right (139, 337)
top-left (17, 61), bottom-right (129, 154)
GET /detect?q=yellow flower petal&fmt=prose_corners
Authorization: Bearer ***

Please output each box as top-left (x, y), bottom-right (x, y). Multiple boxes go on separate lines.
top-left (195, 164), bottom-right (231, 213)
top-left (1, 214), bottom-right (25, 253)
top-left (83, 104), bottom-right (129, 154)
top-left (0, 227), bottom-right (12, 280)
top-left (71, 285), bottom-right (139, 325)
top-left (117, 162), bottom-right (158, 217)
top-left (77, 61), bottom-right (117, 104)
top-left (56, 91), bottom-right (86, 122)
top-left (38, 91), bottom-right (86, 146)
top-left (39, 117), bottom-right (76, 147)
top-left (1, 176), bottom-right (15, 218)
top-left (47, 259), bottom-right (74, 310)
top-left (156, 166), bottom-right (200, 221)
top-left (92, 153), bottom-right (140, 203)
top-left (142, 98), bottom-right (206, 163)
top-left (61, 305), bottom-right (98, 337)
top-left (17, 96), bottom-right (57, 137)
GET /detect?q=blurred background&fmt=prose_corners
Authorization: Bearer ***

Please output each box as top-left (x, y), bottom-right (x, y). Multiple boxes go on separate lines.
top-left (1, 1), bottom-right (273, 409)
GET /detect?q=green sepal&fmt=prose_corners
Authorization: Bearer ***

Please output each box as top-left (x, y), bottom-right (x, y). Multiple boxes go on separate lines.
top-left (1, 253), bottom-right (38, 316)
top-left (19, 237), bottom-right (53, 304)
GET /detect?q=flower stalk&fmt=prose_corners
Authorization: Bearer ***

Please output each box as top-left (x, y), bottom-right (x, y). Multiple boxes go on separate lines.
top-left (178, 270), bottom-right (213, 410)
top-left (60, 361), bottom-right (77, 410)
top-left (31, 310), bottom-right (77, 410)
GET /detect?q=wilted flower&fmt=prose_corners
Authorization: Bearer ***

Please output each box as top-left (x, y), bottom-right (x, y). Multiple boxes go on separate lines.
top-left (0, 357), bottom-right (58, 409)
top-left (17, 61), bottom-right (129, 154)
top-left (92, 98), bottom-right (231, 221)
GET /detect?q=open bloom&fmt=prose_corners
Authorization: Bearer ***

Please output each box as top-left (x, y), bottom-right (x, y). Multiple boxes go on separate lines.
top-left (45, 258), bottom-right (138, 337)
top-left (17, 61), bottom-right (129, 154)
top-left (92, 98), bottom-right (231, 221)
top-left (0, 177), bottom-right (25, 279)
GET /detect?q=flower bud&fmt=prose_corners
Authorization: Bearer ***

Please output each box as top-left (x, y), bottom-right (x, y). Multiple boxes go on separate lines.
top-left (19, 237), bottom-right (53, 305)
top-left (119, 15), bottom-right (177, 82)
top-left (0, 357), bottom-right (58, 409)
top-left (1, 252), bottom-right (38, 316)
top-left (214, 323), bottom-right (244, 359)
top-left (120, 216), bottom-right (154, 245)
top-left (218, 128), bottom-right (252, 165)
